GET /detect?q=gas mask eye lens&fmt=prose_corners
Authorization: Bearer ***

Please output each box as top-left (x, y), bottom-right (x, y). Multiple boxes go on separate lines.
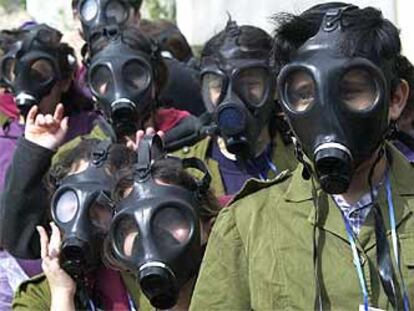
top-left (115, 217), bottom-right (139, 257)
top-left (201, 73), bottom-right (224, 107)
top-left (89, 200), bottom-right (113, 231)
top-left (55, 191), bottom-right (79, 223)
top-left (80, 0), bottom-right (98, 22)
top-left (105, 0), bottom-right (128, 24)
top-left (2, 57), bottom-right (16, 84)
top-left (152, 207), bottom-right (190, 245)
top-left (285, 70), bottom-right (315, 112)
top-left (90, 65), bottom-right (114, 96)
top-left (235, 67), bottom-right (268, 106)
top-left (340, 68), bottom-right (378, 111)
top-left (123, 61), bottom-right (150, 91)
top-left (30, 59), bottom-right (54, 83)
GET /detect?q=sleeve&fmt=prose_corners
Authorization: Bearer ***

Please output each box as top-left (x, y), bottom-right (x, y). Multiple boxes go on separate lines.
top-left (0, 137), bottom-right (55, 259)
top-left (190, 207), bottom-right (251, 310)
top-left (12, 276), bottom-right (51, 311)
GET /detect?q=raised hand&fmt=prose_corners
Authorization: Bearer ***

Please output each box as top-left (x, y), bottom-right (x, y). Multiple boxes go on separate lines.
top-left (126, 127), bottom-right (165, 152)
top-left (37, 223), bottom-right (76, 310)
top-left (25, 104), bottom-right (69, 151)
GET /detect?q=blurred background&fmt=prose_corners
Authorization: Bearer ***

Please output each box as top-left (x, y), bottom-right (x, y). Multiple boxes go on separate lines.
top-left (0, 0), bottom-right (413, 61)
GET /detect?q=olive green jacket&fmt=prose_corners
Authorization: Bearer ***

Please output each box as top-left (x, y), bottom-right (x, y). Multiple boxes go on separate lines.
top-left (13, 272), bottom-right (154, 310)
top-left (173, 134), bottom-right (297, 197)
top-left (190, 143), bottom-right (414, 310)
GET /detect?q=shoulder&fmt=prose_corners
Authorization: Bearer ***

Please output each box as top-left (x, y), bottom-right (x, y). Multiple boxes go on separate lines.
top-left (52, 124), bottom-right (108, 167)
top-left (13, 274), bottom-right (51, 310)
top-left (171, 136), bottom-right (211, 160)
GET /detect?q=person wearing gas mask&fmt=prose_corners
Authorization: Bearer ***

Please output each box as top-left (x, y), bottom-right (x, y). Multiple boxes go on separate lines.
top-left (394, 55), bottom-right (414, 162)
top-left (190, 3), bottom-right (414, 310)
top-left (174, 19), bottom-right (296, 198)
top-left (72, 0), bottom-right (206, 118)
top-left (11, 138), bottom-right (143, 310)
top-left (0, 23), bottom-right (100, 192)
top-left (105, 134), bottom-right (221, 310)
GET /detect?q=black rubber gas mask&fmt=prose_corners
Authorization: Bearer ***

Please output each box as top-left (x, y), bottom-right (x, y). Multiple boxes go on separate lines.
top-left (88, 34), bottom-right (157, 138)
top-left (277, 6), bottom-right (393, 194)
top-left (201, 21), bottom-right (275, 159)
top-left (77, 0), bottom-right (136, 43)
top-left (108, 135), bottom-right (211, 309)
top-left (0, 25), bottom-right (68, 116)
top-left (51, 143), bottom-right (115, 280)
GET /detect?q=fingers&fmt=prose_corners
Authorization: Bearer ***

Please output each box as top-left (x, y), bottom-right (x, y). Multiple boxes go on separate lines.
top-left (26, 105), bottom-right (38, 126)
top-left (35, 113), bottom-right (46, 127)
top-left (60, 117), bottom-right (69, 133)
top-left (45, 114), bottom-right (55, 126)
top-left (49, 222), bottom-right (62, 258)
top-left (157, 130), bottom-right (165, 140)
top-left (145, 127), bottom-right (156, 135)
top-left (53, 104), bottom-right (65, 122)
top-left (37, 226), bottom-right (49, 260)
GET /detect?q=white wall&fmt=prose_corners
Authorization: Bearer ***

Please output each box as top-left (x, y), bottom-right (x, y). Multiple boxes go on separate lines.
top-left (176, 0), bottom-right (396, 46)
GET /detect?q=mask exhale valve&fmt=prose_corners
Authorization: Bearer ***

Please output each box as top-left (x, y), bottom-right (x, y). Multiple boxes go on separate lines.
top-left (314, 143), bottom-right (353, 194)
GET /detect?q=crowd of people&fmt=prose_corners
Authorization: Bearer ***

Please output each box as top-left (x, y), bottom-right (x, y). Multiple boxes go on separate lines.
top-left (0, 0), bottom-right (414, 310)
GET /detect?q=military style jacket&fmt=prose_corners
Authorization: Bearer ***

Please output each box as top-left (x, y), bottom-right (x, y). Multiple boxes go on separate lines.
top-left (173, 133), bottom-right (297, 197)
top-left (13, 272), bottom-right (154, 311)
top-left (190, 144), bottom-right (414, 310)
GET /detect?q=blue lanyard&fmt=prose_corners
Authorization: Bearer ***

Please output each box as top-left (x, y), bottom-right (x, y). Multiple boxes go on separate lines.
top-left (342, 214), bottom-right (370, 311)
top-left (342, 173), bottom-right (411, 311)
top-left (385, 176), bottom-right (410, 311)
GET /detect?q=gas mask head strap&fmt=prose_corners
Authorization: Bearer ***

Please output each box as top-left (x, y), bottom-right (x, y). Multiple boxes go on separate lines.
top-left (320, 4), bottom-right (358, 33)
top-left (135, 134), bottom-right (165, 180)
top-left (181, 157), bottom-right (212, 199)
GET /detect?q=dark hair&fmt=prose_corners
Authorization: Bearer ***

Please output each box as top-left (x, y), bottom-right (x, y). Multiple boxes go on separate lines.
top-left (202, 23), bottom-right (272, 59)
top-left (140, 19), bottom-right (193, 62)
top-left (48, 139), bottom-right (136, 194)
top-left (89, 26), bottom-right (169, 95)
top-left (397, 55), bottom-right (414, 110)
top-left (272, 3), bottom-right (401, 91)
top-left (114, 157), bottom-right (221, 222)
top-left (0, 29), bottom-right (26, 56)
top-left (72, 0), bottom-right (143, 12)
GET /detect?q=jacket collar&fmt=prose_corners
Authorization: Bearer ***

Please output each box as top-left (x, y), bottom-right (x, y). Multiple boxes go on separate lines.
top-left (284, 143), bottom-right (414, 248)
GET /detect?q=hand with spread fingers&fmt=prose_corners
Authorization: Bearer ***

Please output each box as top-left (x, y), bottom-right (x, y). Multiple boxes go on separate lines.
top-left (125, 127), bottom-right (165, 152)
top-left (37, 223), bottom-right (76, 311)
top-left (25, 104), bottom-right (69, 151)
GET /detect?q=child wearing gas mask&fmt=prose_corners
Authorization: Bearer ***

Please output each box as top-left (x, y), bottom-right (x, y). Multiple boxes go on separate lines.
top-left (174, 19), bottom-right (297, 199)
top-left (105, 134), bottom-right (221, 310)
top-left (12, 138), bottom-right (142, 310)
top-left (0, 23), bottom-right (99, 192)
top-left (191, 3), bottom-right (414, 310)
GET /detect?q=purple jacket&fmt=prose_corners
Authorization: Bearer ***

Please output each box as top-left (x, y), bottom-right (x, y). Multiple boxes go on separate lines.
top-left (0, 111), bottom-right (100, 192)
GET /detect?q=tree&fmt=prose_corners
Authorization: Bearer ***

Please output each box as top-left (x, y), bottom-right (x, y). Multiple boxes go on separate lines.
top-left (145, 0), bottom-right (176, 22)
top-left (0, 0), bottom-right (25, 12)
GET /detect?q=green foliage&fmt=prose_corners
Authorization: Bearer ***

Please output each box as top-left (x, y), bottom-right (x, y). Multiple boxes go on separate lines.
top-left (145, 0), bottom-right (176, 22)
top-left (0, 0), bottom-right (25, 12)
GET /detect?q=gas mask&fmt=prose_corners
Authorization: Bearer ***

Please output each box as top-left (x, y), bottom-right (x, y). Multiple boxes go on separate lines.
top-left (108, 135), bottom-right (211, 309)
top-left (200, 20), bottom-right (275, 159)
top-left (51, 141), bottom-right (115, 280)
top-left (0, 25), bottom-right (68, 117)
top-left (277, 6), bottom-right (395, 194)
top-left (88, 33), bottom-right (157, 138)
top-left (77, 0), bottom-right (137, 43)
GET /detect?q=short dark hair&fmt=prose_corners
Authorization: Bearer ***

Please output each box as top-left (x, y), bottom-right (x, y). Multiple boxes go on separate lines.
top-left (115, 157), bottom-right (221, 222)
top-left (140, 19), bottom-right (193, 62)
top-left (49, 139), bottom-right (136, 194)
top-left (202, 23), bottom-right (272, 59)
top-left (272, 3), bottom-right (401, 91)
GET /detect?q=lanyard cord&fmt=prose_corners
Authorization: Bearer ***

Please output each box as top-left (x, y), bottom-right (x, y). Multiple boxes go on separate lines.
top-left (385, 176), bottom-right (411, 311)
top-left (341, 173), bottom-right (411, 311)
top-left (342, 215), bottom-right (370, 311)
